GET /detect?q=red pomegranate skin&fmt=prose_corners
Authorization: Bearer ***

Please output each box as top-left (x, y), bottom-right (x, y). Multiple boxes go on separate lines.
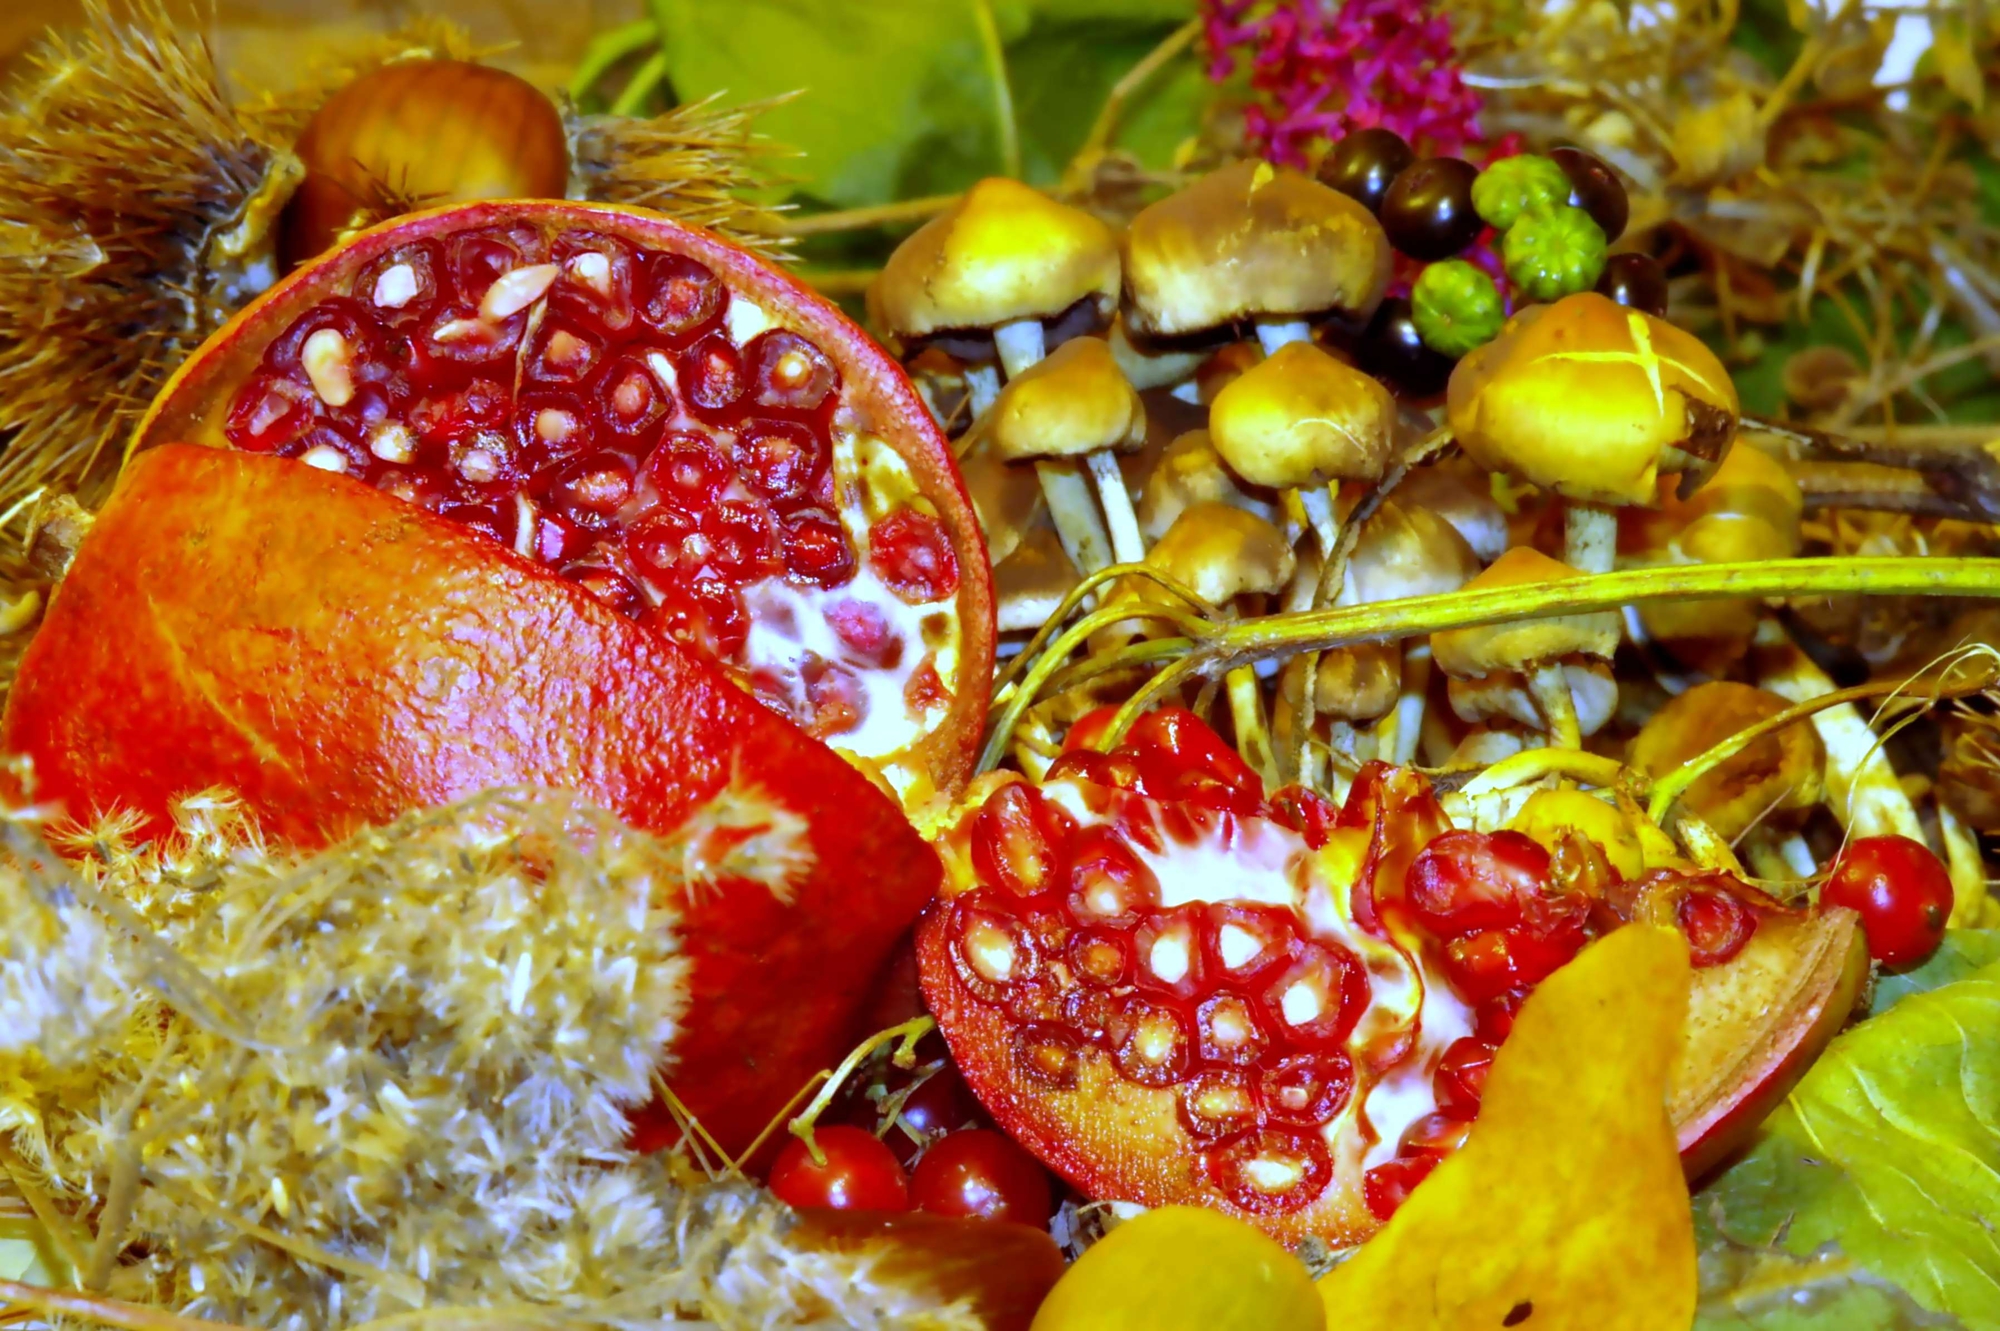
top-left (3, 443), bottom-right (942, 1153)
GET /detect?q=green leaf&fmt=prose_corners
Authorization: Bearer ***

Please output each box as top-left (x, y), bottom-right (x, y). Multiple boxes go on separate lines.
top-left (1696, 1247), bottom-right (1966, 1329)
top-left (1699, 966), bottom-right (2000, 1328)
top-left (1008, 17), bottom-right (1207, 185)
top-left (1872, 931), bottom-right (2000, 1016)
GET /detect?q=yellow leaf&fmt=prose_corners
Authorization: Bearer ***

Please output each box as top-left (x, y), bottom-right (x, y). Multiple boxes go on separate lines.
top-left (1033, 1206), bottom-right (1324, 1331)
top-left (1318, 925), bottom-right (1696, 1331)
top-left (1934, 24), bottom-right (1987, 111)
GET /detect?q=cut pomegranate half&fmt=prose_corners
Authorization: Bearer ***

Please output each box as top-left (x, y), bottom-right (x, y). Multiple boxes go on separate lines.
top-left (917, 713), bottom-right (1868, 1243)
top-left (132, 200), bottom-right (994, 810)
top-left (10, 202), bottom-right (997, 1156)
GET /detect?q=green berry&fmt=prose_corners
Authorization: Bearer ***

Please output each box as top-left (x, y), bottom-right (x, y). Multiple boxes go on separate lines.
top-left (1471, 154), bottom-right (1572, 230)
top-left (1412, 260), bottom-right (1506, 359)
top-left (1502, 209), bottom-right (1608, 301)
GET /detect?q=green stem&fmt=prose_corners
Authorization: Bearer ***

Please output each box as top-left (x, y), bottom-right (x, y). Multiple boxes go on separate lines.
top-left (569, 19), bottom-right (658, 102)
top-left (787, 1018), bottom-right (935, 1165)
top-left (610, 51), bottom-right (672, 118)
top-left (993, 562), bottom-right (1215, 693)
top-left (971, 0), bottom-right (1022, 179)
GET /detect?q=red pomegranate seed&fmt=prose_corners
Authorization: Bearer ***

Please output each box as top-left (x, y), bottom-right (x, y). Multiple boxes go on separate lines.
top-left (1195, 992), bottom-right (1270, 1068)
top-left (703, 499), bottom-right (782, 580)
top-left (1400, 1112), bottom-right (1473, 1156)
top-left (1474, 991), bottom-right (1529, 1043)
top-left (354, 242), bottom-right (442, 326)
top-left (803, 656), bottom-right (868, 737)
top-left (626, 507), bottom-right (706, 582)
top-left (1066, 928), bottom-right (1132, 987)
top-left (1266, 785), bottom-right (1338, 848)
top-left (1111, 996), bottom-right (1191, 1087)
top-left (547, 452), bottom-right (636, 528)
top-left (1206, 1129), bottom-right (1333, 1215)
top-left (1205, 903), bottom-right (1297, 984)
top-left (439, 501), bottom-right (516, 546)
top-left (1259, 1051), bottom-right (1354, 1128)
top-left (953, 899), bottom-right (1042, 999)
top-left (1676, 885), bottom-right (1758, 967)
top-left (646, 577), bottom-right (750, 660)
top-left (1260, 942), bottom-right (1366, 1048)
top-left (1125, 708), bottom-right (1264, 814)
top-left (1059, 984), bottom-right (1121, 1044)
top-left (641, 253), bottom-right (725, 341)
top-left (424, 302), bottom-right (524, 367)
top-left (529, 511), bottom-right (587, 565)
top-left (749, 330), bottom-right (838, 412)
top-left (1066, 826), bottom-right (1160, 927)
top-left (1406, 829), bottom-right (1555, 939)
top-left (870, 510), bottom-right (960, 605)
top-left (594, 355), bottom-right (673, 440)
top-left (1363, 1153), bottom-right (1440, 1221)
top-left (681, 334), bottom-right (746, 416)
top-left (971, 783), bottom-right (1074, 901)
top-left (447, 224), bottom-right (547, 294)
top-left (739, 419), bottom-right (829, 507)
top-left (1433, 1037), bottom-right (1496, 1118)
top-left (559, 561), bottom-right (641, 614)
top-left (1013, 1023), bottom-right (1083, 1089)
top-left (1443, 928), bottom-right (1582, 1005)
top-left (1133, 908), bottom-right (1207, 1000)
top-left (644, 432), bottom-right (733, 509)
top-left (904, 658), bottom-right (948, 713)
top-left (226, 374), bottom-right (317, 452)
top-left (781, 508), bottom-right (859, 588)
top-left (524, 320), bottom-right (603, 385)
top-left (551, 231), bottom-right (639, 334)
top-left (826, 598), bottom-right (902, 667)
top-left (1179, 1071), bottom-right (1261, 1143)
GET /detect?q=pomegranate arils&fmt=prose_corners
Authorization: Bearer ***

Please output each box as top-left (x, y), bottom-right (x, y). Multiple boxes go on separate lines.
top-left (1135, 908), bottom-right (1207, 1000)
top-left (1195, 992), bottom-right (1270, 1068)
top-left (972, 783), bottom-right (1074, 901)
top-left (1181, 1072), bottom-right (1261, 1143)
top-left (1363, 1154), bottom-right (1439, 1221)
top-left (641, 253), bottom-right (726, 341)
top-left (1124, 708), bottom-right (1265, 814)
top-left (750, 330), bottom-right (839, 411)
top-left (954, 900), bottom-right (1041, 997)
top-left (871, 509), bottom-right (960, 605)
top-left (646, 578), bottom-right (750, 659)
top-left (626, 507), bottom-right (705, 581)
top-left (1014, 1024), bottom-right (1083, 1089)
top-left (561, 561), bottom-right (642, 614)
top-left (740, 419), bottom-right (829, 507)
top-left (703, 500), bottom-right (782, 580)
top-left (1261, 943), bottom-right (1365, 1048)
top-left (448, 224), bottom-right (548, 294)
top-left (594, 356), bottom-right (673, 439)
top-left (1207, 1130), bottom-right (1333, 1215)
top-left (356, 243), bottom-right (442, 324)
top-left (1111, 997), bottom-right (1191, 1087)
top-left (1259, 1051), bottom-right (1353, 1128)
top-left (826, 598), bottom-right (902, 667)
top-left (1400, 1112), bottom-right (1472, 1157)
top-left (1067, 928), bottom-right (1132, 987)
top-left (682, 333), bottom-right (746, 416)
top-left (226, 374), bottom-right (316, 452)
top-left (1433, 1037), bottom-right (1495, 1118)
top-left (441, 501), bottom-right (517, 546)
top-left (645, 433), bottom-right (734, 508)
top-left (1207, 904), bottom-right (1297, 982)
top-left (1067, 827), bottom-right (1159, 926)
top-left (1443, 928), bottom-right (1580, 1005)
top-left (782, 508), bottom-right (858, 588)
top-left (804, 658), bottom-right (869, 737)
top-left (1675, 884), bottom-right (1758, 967)
top-left (525, 321), bottom-right (604, 385)
top-left (551, 232), bottom-right (639, 333)
top-left (425, 302), bottom-right (524, 366)
top-left (1407, 829), bottom-right (1554, 938)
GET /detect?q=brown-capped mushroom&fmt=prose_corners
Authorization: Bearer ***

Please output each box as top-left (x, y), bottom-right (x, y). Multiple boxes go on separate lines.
top-left (956, 424), bottom-right (1045, 567)
top-left (1109, 315), bottom-right (1209, 394)
top-left (1138, 429), bottom-right (1279, 544)
top-left (1396, 454), bottom-right (1510, 564)
top-left (1628, 681), bottom-right (1824, 844)
top-left (1447, 291), bottom-right (1739, 575)
top-left (1628, 443), bottom-right (1802, 674)
top-left (990, 336), bottom-right (1148, 570)
top-left (870, 177), bottom-right (1120, 414)
top-left (1207, 341), bottom-right (1397, 558)
top-left (1144, 502), bottom-right (1296, 606)
top-left (1122, 159), bottom-right (1392, 354)
top-left (1431, 547), bottom-right (1621, 749)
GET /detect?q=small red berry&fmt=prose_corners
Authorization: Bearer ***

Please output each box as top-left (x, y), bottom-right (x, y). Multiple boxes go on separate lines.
top-left (1823, 835), bottom-right (1953, 971)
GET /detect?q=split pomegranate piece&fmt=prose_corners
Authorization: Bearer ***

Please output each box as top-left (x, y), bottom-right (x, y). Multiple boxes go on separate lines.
top-left (918, 712), bottom-right (1868, 1242)
top-left (11, 202), bottom-right (997, 1157)
top-left (134, 200), bottom-right (994, 809)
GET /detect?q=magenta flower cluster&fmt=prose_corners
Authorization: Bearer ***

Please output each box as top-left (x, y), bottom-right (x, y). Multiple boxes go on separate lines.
top-left (1203, 0), bottom-right (1486, 168)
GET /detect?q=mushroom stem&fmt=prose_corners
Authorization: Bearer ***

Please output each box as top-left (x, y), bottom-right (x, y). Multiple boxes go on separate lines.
top-left (1527, 660), bottom-right (1583, 750)
top-left (1086, 451), bottom-right (1147, 565)
top-left (965, 364), bottom-right (1002, 420)
top-left (1298, 485), bottom-right (1341, 559)
top-left (1387, 641), bottom-right (1432, 766)
top-left (1562, 503), bottom-right (1618, 575)
top-left (994, 318), bottom-right (1049, 378)
top-left (1749, 618), bottom-right (1924, 841)
top-left (1936, 800), bottom-right (1988, 927)
top-left (1034, 461), bottom-right (1116, 576)
top-left (1254, 318), bottom-right (1313, 354)
top-left (1226, 665), bottom-right (1278, 786)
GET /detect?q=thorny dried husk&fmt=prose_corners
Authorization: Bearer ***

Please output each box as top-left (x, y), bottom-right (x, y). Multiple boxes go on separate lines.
top-left (0, 782), bottom-right (976, 1330)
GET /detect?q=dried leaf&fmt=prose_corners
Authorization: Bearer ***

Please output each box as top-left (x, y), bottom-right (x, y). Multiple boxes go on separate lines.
top-left (1318, 925), bottom-right (1696, 1330)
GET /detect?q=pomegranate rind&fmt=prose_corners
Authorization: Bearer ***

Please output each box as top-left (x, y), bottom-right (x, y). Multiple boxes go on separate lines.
top-left (3, 444), bottom-right (943, 1154)
top-left (1672, 904), bottom-right (1868, 1178)
top-left (130, 198), bottom-right (996, 808)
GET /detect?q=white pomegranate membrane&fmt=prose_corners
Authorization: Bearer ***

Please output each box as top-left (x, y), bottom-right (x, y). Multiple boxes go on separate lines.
top-left (941, 774), bottom-right (1473, 1218)
top-left (223, 223), bottom-right (961, 771)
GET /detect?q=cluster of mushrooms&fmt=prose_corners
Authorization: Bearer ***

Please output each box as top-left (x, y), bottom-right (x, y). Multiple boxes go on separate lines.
top-left (862, 159), bottom-right (1998, 920)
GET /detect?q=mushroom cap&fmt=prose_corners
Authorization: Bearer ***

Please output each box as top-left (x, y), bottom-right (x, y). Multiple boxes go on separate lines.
top-left (1145, 501), bottom-right (1297, 605)
top-left (1138, 429), bottom-right (1278, 543)
top-left (1314, 642), bottom-right (1402, 723)
top-left (1627, 681), bottom-right (1825, 840)
top-left (1208, 342), bottom-right (1398, 488)
top-left (989, 337), bottom-right (1146, 462)
top-left (994, 522), bottom-right (1082, 633)
top-left (1670, 442), bottom-right (1803, 560)
top-left (1447, 292), bottom-right (1740, 507)
top-left (1446, 659), bottom-right (1619, 736)
top-left (1344, 499), bottom-right (1481, 604)
top-left (1109, 315), bottom-right (1209, 391)
top-left (1122, 159), bottom-right (1392, 338)
top-left (870, 178), bottom-right (1121, 340)
top-left (1430, 546), bottom-right (1621, 677)
top-left (956, 423), bottom-right (1045, 566)
top-left (1397, 456), bottom-right (1510, 564)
